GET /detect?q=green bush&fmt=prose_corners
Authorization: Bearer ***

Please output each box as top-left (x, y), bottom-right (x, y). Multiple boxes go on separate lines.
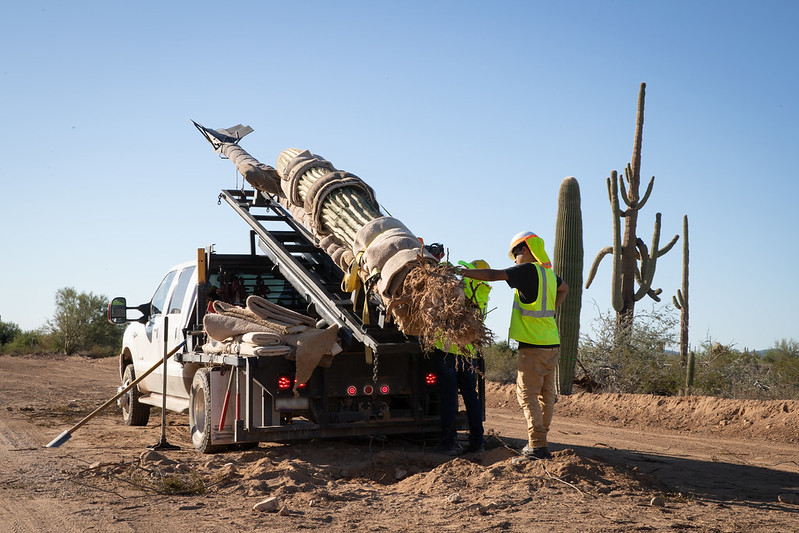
top-left (2, 329), bottom-right (52, 354)
top-left (481, 340), bottom-right (517, 383)
top-left (0, 318), bottom-right (21, 347)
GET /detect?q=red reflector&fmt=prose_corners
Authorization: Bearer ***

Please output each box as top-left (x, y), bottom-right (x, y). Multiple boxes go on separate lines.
top-left (278, 376), bottom-right (292, 390)
top-left (425, 372), bottom-right (437, 386)
top-left (295, 380), bottom-right (307, 389)
top-left (363, 385), bottom-right (374, 395)
top-left (346, 385), bottom-right (357, 396)
top-left (379, 384), bottom-right (389, 394)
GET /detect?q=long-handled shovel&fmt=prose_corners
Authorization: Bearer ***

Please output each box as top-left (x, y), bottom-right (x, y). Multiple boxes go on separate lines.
top-left (45, 340), bottom-right (186, 448)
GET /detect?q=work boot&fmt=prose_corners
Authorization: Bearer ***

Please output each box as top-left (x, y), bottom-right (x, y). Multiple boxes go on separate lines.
top-left (521, 445), bottom-right (552, 460)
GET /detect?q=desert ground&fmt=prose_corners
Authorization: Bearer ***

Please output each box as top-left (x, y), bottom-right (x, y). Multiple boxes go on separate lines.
top-left (1, 353), bottom-right (798, 532)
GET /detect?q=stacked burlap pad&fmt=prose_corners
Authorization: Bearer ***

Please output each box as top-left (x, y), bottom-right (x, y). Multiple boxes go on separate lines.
top-left (202, 295), bottom-right (342, 393)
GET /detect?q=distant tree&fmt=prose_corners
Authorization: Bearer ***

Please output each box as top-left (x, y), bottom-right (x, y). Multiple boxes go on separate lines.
top-left (0, 317), bottom-right (21, 346)
top-left (763, 338), bottom-right (799, 362)
top-left (46, 287), bottom-right (122, 356)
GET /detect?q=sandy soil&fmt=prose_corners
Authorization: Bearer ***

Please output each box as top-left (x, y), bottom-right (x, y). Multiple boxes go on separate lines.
top-left (1, 353), bottom-right (798, 532)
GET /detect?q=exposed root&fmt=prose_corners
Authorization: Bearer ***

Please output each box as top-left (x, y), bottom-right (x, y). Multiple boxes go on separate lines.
top-left (390, 260), bottom-right (493, 353)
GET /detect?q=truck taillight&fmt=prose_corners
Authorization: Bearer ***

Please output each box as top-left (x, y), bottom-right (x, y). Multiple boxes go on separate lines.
top-left (363, 385), bottom-right (374, 395)
top-left (278, 376), bottom-right (307, 391)
top-left (379, 384), bottom-right (389, 394)
top-left (346, 385), bottom-right (357, 396)
top-left (425, 372), bottom-right (437, 386)
top-left (278, 376), bottom-right (292, 391)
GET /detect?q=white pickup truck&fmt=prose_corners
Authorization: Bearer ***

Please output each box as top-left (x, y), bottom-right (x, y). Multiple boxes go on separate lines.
top-left (108, 190), bottom-right (453, 452)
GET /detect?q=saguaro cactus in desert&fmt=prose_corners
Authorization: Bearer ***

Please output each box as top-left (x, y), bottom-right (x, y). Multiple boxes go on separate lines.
top-left (553, 177), bottom-right (583, 395)
top-left (672, 215), bottom-right (689, 367)
top-left (585, 83), bottom-right (679, 337)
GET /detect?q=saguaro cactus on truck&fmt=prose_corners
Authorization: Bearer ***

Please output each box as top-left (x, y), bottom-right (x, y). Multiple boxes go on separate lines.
top-left (193, 122), bottom-right (490, 352)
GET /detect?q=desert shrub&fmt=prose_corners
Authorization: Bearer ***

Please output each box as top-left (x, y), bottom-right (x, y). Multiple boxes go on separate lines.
top-left (46, 287), bottom-right (123, 356)
top-left (692, 338), bottom-right (799, 399)
top-left (0, 318), bottom-right (21, 347)
top-left (2, 329), bottom-right (54, 354)
top-left (578, 304), bottom-right (680, 395)
top-left (482, 340), bottom-right (517, 383)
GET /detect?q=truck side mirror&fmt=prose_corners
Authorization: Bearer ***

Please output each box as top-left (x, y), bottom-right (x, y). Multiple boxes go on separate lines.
top-left (107, 297), bottom-right (128, 324)
top-left (107, 297), bottom-right (151, 324)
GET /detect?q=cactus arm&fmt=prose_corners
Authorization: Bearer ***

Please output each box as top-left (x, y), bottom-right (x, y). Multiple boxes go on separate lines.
top-left (620, 167), bottom-right (634, 208)
top-left (585, 247), bottom-right (612, 288)
top-left (673, 288), bottom-right (684, 309)
top-left (656, 233), bottom-right (680, 258)
top-left (637, 176), bottom-right (655, 210)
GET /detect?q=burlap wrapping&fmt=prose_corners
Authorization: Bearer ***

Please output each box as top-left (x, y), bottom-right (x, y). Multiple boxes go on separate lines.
top-left (292, 325), bottom-right (340, 393)
top-left (202, 338), bottom-right (291, 357)
top-left (351, 217), bottom-right (436, 299)
top-left (220, 143), bottom-right (282, 196)
top-left (246, 295), bottom-right (316, 326)
top-left (304, 171), bottom-right (376, 236)
top-left (212, 301), bottom-right (293, 334)
top-left (280, 150), bottom-right (335, 206)
top-left (241, 331), bottom-right (282, 345)
top-left (204, 313), bottom-right (281, 342)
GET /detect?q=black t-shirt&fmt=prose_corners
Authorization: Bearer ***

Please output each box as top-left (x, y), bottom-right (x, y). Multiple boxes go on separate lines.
top-left (505, 263), bottom-right (562, 304)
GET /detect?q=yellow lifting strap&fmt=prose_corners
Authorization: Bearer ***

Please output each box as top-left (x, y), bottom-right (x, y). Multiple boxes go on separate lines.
top-left (341, 251), bottom-right (364, 294)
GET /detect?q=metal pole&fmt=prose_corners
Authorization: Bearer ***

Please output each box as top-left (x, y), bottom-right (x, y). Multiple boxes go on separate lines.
top-left (149, 315), bottom-right (179, 450)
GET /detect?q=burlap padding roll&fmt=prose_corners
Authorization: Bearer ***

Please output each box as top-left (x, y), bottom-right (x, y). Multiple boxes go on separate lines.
top-left (319, 234), bottom-right (351, 271)
top-left (280, 150), bottom-right (335, 206)
top-left (202, 338), bottom-right (291, 357)
top-left (241, 331), bottom-right (282, 345)
top-left (204, 313), bottom-right (282, 342)
top-left (352, 217), bottom-right (410, 256)
top-left (220, 143), bottom-right (282, 196)
top-left (213, 301), bottom-right (292, 334)
top-left (304, 171), bottom-right (377, 236)
top-left (246, 295), bottom-right (317, 326)
top-left (377, 248), bottom-right (431, 297)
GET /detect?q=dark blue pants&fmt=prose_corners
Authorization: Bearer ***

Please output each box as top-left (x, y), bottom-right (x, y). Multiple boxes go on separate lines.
top-left (437, 351), bottom-right (484, 449)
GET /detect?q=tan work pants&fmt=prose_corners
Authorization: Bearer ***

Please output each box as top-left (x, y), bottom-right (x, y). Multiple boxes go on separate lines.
top-left (516, 345), bottom-right (559, 448)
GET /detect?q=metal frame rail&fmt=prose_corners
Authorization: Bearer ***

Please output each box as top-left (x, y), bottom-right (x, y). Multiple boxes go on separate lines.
top-left (218, 189), bottom-right (383, 354)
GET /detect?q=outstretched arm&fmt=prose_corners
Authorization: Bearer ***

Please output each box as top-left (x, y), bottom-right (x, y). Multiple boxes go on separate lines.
top-left (461, 268), bottom-right (508, 282)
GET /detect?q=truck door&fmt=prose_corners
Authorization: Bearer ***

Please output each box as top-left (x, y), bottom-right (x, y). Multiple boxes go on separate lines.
top-left (163, 265), bottom-right (196, 398)
top-left (136, 269), bottom-right (177, 395)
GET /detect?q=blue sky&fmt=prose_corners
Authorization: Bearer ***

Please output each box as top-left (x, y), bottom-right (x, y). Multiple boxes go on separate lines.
top-left (1, 1), bottom-right (796, 351)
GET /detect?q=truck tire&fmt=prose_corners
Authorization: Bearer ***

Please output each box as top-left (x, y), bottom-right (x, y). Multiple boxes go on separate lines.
top-left (120, 364), bottom-right (150, 426)
top-left (189, 368), bottom-right (226, 453)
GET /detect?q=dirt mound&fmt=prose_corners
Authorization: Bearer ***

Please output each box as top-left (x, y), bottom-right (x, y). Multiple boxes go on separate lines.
top-left (485, 381), bottom-right (799, 443)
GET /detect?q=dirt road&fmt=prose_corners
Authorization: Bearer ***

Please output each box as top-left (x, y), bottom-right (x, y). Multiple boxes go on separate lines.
top-left (1, 354), bottom-right (798, 532)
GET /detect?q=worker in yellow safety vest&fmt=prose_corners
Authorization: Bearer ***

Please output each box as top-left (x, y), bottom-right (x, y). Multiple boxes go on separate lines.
top-left (461, 231), bottom-right (568, 460)
top-left (433, 259), bottom-right (491, 456)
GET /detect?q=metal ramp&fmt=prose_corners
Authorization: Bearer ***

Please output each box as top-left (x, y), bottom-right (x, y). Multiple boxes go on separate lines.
top-left (218, 189), bottom-right (418, 355)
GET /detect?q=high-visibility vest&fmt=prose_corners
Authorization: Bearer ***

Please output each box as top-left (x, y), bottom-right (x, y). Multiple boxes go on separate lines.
top-left (508, 263), bottom-right (559, 346)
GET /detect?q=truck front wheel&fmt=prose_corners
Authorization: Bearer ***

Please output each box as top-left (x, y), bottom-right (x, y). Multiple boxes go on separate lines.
top-left (120, 364), bottom-right (150, 426)
top-left (189, 368), bottom-right (225, 453)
